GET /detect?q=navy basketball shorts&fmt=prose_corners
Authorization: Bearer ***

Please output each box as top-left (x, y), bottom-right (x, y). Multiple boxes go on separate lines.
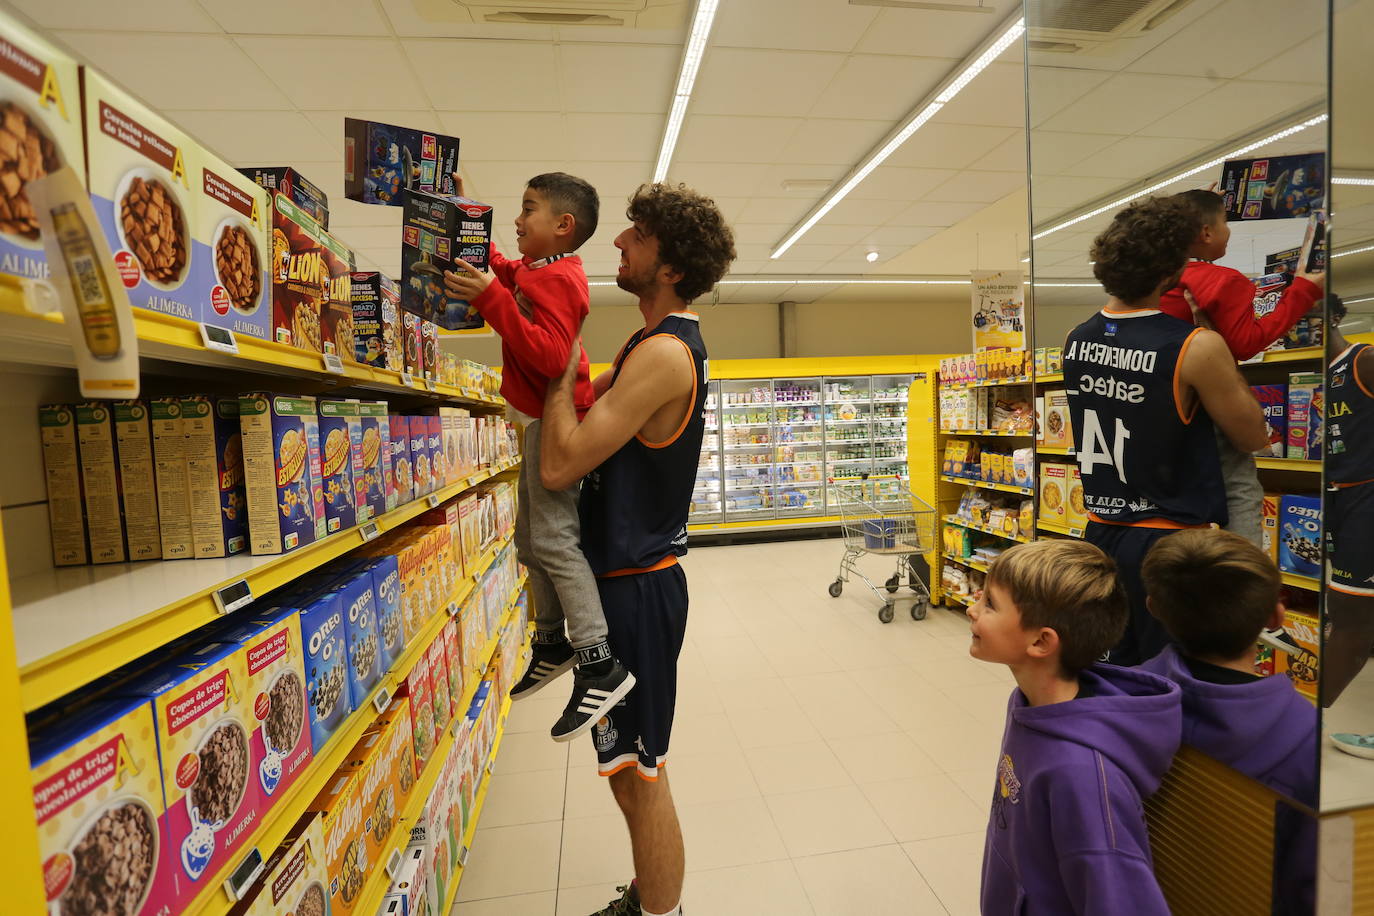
top-left (591, 561), bottom-right (690, 781)
top-left (1327, 483), bottom-right (1374, 596)
top-left (1085, 522), bottom-right (1183, 667)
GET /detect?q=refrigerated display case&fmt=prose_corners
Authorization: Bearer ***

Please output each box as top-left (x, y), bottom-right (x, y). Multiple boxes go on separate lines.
top-left (692, 380), bottom-right (723, 523)
top-left (773, 377), bottom-right (826, 518)
top-left (721, 378), bottom-right (777, 521)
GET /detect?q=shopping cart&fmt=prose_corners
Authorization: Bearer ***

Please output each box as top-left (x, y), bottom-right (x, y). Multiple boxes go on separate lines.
top-left (826, 475), bottom-right (937, 623)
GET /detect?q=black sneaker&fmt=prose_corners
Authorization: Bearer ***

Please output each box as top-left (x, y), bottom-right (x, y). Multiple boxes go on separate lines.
top-left (510, 638), bottom-right (574, 700)
top-left (1260, 627), bottom-right (1301, 656)
top-left (551, 661), bottom-right (636, 742)
top-left (589, 883), bottom-right (638, 916)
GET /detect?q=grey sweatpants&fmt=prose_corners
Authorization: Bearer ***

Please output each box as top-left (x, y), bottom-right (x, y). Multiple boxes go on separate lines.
top-left (514, 419), bottom-right (608, 650)
top-left (1217, 425), bottom-right (1263, 546)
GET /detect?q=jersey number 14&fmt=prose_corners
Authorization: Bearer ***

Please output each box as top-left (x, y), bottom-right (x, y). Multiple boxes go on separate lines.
top-left (1078, 409), bottom-right (1130, 484)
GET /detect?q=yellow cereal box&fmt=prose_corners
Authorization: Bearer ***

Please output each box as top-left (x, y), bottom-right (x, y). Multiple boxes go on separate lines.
top-left (227, 811), bottom-right (328, 916)
top-left (1065, 467), bottom-right (1088, 530)
top-left (1275, 609), bottom-right (1320, 701)
top-left (309, 765), bottom-right (368, 916)
top-left (1039, 464), bottom-right (1068, 524)
top-left (343, 701), bottom-right (413, 869)
top-left (1262, 494), bottom-right (1281, 563)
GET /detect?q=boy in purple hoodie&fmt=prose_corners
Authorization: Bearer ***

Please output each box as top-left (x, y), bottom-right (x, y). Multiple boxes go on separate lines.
top-left (969, 539), bottom-right (1181, 916)
top-left (1140, 528), bottom-right (1316, 913)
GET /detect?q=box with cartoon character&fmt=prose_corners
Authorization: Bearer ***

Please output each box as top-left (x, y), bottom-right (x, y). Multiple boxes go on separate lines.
top-left (399, 191), bottom-right (491, 330)
top-left (344, 118), bottom-right (460, 207)
top-left (308, 765), bottom-right (367, 916)
top-left (357, 400), bottom-right (390, 524)
top-left (318, 398), bottom-right (362, 535)
top-left (240, 393), bottom-right (326, 555)
top-left (1220, 152), bottom-right (1326, 221)
top-left (266, 192), bottom-right (325, 352)
top-left (352, 270), bottom-right (402, 370)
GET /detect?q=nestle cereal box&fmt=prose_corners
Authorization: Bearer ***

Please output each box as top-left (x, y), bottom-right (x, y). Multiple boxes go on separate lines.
top-left (357, 400), bottom-right (390, 523)
top-left (117, 641), bottom-right (257, 908)
top-left (309, 766), bottom-right (367, 916)
top-left (362, 555), bottom-right (405, 665)
top-left (112, 400), bottom-right (161, 561)
top-left (297, 589), bottom-right (352, 752)
top-left (194, 148), bottom-right (270, 339)
top-left (83, 70), bottom-right (197, 321)
top-left (240, 394), bottom-right (326, 555)
top-left (266, 192), bottom-right (325, 352)
top-left (39, 404), bottom-right (86, 566)
top-left (181, 395), bottom-right (249, 558)
top-left (389, 413), bottom-right (413, 508)
top-left (1278, 494), bottom-right (1322, 578)
top-left (226, 811), bottom-right (328, 916)
top-left (0, 10), bottom-right (84, 283)
top-left (318, 399), bottom-right (361, 534)
top-left (1251, 385), bottom-right (1287, 458)
top-left (335, 569), bottom-right (383, 708)
top-left (74, 401), bottom-right (125, 564)
top-left (319, 229), bottom-right (354, 361)
top-left (240, 167), bottom-right (328, 229)
top-left (351, 271), bottom-right (402, 371)
top-left (403, 652), bottom-right (435, 778)
top-left (1275, 608), bottom-right (1320, 701)
top-left (213, 604), bottom-right (313, 817)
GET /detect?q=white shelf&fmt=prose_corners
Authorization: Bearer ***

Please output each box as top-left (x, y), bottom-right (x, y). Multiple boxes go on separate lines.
top-left (722, 421), bottom-right (774, 429)
top-left (724, 442), bottom-right (773, 450)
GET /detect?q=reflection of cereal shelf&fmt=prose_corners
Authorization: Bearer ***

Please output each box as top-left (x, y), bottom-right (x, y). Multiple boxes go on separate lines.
top-left (1035, 372), bottom-right (1064, 384)
top-left (941, 375), bottom-right (1033, 389)
top-left (1240, 346), bottom-right (1321, 365)
top-left (943, 428), bottom-right (1033, 438)
top-left (721, 402), bottom-right (772, 409)
top-left (828, 419), bottom-right (871, 426)
top-left (1036, 445), bottom-right (1075, 455)
top-left (1036, 518), bottom-right (1085, 539)
top-left (942, 552), bottom-right (990, 574)
top-left (1281, 571), bottom-right (1320, 592)
top-left (14, 456), bottom-right (521, 713)
top-left (1255, 457), bottom-right (1321, 472)
top-left (874, 435), bottom-right (908, 442)
top-left (940, 475), bottom-right (1034, 496)
top-left (943, 515), bottom-right (1031, 544)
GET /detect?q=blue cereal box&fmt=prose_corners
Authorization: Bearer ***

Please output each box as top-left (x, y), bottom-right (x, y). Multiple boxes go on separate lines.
top-left (409, 414), bottom-right (432, 498)
top-left (1287, 373), bottom-right (1323, 460)
top-left (363, 554), bottom-right (405, 665)
top-left (352, 271), bottom-right (403, 370)
top-left (1278, 494), bottom-right (1322, 578)
top-left (1251, 385), bottom-right (1287, 458)
top-left (318, 398), bottom-right (361, 534)
top-left (336, 569), bottom-right (383, 707)
top-left (389, 413), bottom-right (412, 507)
top-left (298, 590), bottom-right (352, 751)
top-left (343, 117), bottom-right (460, 206)
top-left (358, 400), bottom-right (390, 523)
top-left (239, 393), bottom-right (326, 555)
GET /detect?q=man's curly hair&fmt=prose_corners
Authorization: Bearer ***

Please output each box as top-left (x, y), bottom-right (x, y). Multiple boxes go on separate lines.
top-left (1090, 196), bottom-right (1199, 304)
top-left (626, 183), bottom-right (736, 302)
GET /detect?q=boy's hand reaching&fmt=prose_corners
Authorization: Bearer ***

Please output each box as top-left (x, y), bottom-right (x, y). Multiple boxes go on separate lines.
top-left (444, 258), bottom-right (493, 301)
top-left (450, 172), bottom-right (465, 198)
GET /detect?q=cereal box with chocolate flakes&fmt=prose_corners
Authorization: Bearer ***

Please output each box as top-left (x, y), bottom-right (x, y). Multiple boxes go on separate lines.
top-left (267, 192), bottom-right (326, 352)
top-left (357, 400), bottom-right (390, 524)
top-left (351, 270), bottom-right (402, 370)
top-left (150, 396), bottom-right (193, 560)
top-left (182, 395), bottom-right (249, 558)
top-left (74, 401), bottom-right (125, 564)
top-left (240, 394), bottom-right (326, 555)
top-left (226, 811), bottom-right (328, 916)
top-left (241, 166), bottom-right (328, 229)
top-left (389, 413), bottom-right (412, 507)
top-left (402, 310), bottom-right (423, 377)
top-left (335, 569), bottom-right (383, 709)
top-left (319, 229), bottom-right (355, 360)
top-left (115, 640), bottom-right (260, 908)
top-left (400, 192), bottom-right (492, 330)
top-left (343, 118), bottom-right (460, 207)
top-left (195, 149), bottom-right (269, 339)
top-left (318, 398), bottom-right (361, 534)
top-left (83, 70), bottom-right (197, 320)
top-left (39, 404), bottom-right (87, 566)
top-left (427, 413), bottom-right (444, 492)
top-left (296, 590), bottom-right (352, 753)
top-left (308, 765), bottom-right (368, 916)
top-left (422, 319), bottom-right (440, 381)
top-left (0, 10), bottom-right (83, 283)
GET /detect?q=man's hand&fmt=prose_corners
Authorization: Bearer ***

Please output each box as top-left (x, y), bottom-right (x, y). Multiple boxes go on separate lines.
top-left (1298, 267), bottom-right (1326, 290)
top-left (1183, 290), bottom-right (1215, 331)
top-left (444, 258), bottom-right (493, 301)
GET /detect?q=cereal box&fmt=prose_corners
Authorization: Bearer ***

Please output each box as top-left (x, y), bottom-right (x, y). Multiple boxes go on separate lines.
top-left (441, 619), bottom-right (465, 716)
top-left (226, 811), bottom-right (328, 916)
top-left (342, 118), bottom-right (460, 206)
top-left (399, 191), bottom-right (492, 330)
top-left (358, 400), bottom-right (391, 523)
top-left (83, 70), bottom-right (197, 321)
top-left (112, 400), bottom-right (161, 561)
top-left (309, 766), bottom-right (368, 916)
top-left (1039, 463), bottom-right (1069, 525)
top-left (409, 415), bottom-right (432, 498)
top-left (318, 398), bottom-right (361, 534)
top-left (442, 407), bottom-right (461, 486)
top-left (1287, 373), bottom-right (1322, 460)
top-left (212, 604), bottom-right (313, 812)
top-left (296, 589), bottom-right (352, 753)
top-left (352, 271), bottom-right (402, 370)
top-left (346, 698), bottom-right (415, 869)
top-left (1278, 494), bottom-right (1322, 578)
top-left (389, 413), bottom-right (413, 507)
top-left (241, 166), bottom-right (328, 229)
top-left (1042, 388), bottom-right (1071, 449)
top-left (320, 229), bottom-right (355, 360)
top-left (195, 149), bottom-right (270, 338)
top-left (74, 401), bottom-right (125, 564)
top-left (181, 395), bottom-right (249, 558)
top-left (379, 696), bottom-right (417, 810)
top-left (422, 319), bottom-right (440, 381)
top-left (266, 192), bottom-right (325, 352)
top-left (39, 404), bottom-right (87, 566)
top-left (1065, 466), bottom-right (1088, 531)
top-left (404, 652), bottom-right (435, 777)
top-left (426, 636), bottom-right (453, 729)
top-left (456, 492), bottom-right (481, 576)
top-left (363, 555), bottom-right (405, 664)
top-left (1274, 608), bottom-right (1320, 701)
top-left (1261, 493), bottom-right (1281, 563)
top-left (427, 413), bottom-right (444, 492)
top-left (117, 641), bottom-right (257, 907)
top-left (1251, 384), bottom-right (1287, 458)
top-left (29, 696), bottom-right (178, 916)
top-left (240, 393), bottom-right (326, 555)
top-left (336, 569), bottom-right (383, 708)
top-left (150, 396), bottom-right (194, 560)
top-left (419, 500), bottom-right (463, 582)
top-left (0, 10), bottom-right (84, 283)
top-left (384, 846), bottom-right (429, 916)
top-left (402, 310), bottom-right (423, 377)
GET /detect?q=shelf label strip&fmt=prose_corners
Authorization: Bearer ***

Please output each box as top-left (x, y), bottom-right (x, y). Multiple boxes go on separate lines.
top-left (213, 579), bottom-right (254, 615)
top-left (323, 353), bottom-right (346, 375)
top-left (223, 846), bottom-right (264, 901)
top-left (372, 685), bottom-right (393, 714)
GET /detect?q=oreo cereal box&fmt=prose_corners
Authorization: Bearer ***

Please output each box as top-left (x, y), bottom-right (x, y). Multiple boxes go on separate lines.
top-left (343, 118), bottom-right (460, 206)
top-left (400, 191), bottom-right (491, 330)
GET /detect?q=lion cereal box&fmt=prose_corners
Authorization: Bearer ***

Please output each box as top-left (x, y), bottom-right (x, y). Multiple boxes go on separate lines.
top-left (240, 394), bottom-right (326, 555)
top-left (357, 400), bottom-right (390, 523)
top-left (352, 271), bottom-right (402, 370)
top-left (318, 399), bottom-right (361, 534)
top-left (74, 401), bottom-right (125, 564)
top-left (319, 229), bottom-right (354, 360)
top-left (266, 192), bottom-right (325, 352)
top-left (309, 766), bottom-right (368, 916)
top-left (240, 167), bottom-right (328, 229)
top-left (181, 395), bottom-right (248, 558)
top-left (195, 149), bottom-right (269, 339)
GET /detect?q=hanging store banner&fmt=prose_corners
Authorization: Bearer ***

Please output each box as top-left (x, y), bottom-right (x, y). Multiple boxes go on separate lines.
top-left (971, 269), bottom-right (1025, 352)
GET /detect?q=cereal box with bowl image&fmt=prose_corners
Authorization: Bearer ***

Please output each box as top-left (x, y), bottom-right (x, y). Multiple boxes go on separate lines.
top-left (240, 393), bottom-right (326, 555)
top-left (194, 148), bottom-right (269, 339)
top-left (1278, 493), bottom-right (1322, 578)
top-left (402, 310), bottom-right (423, 377)
top-left (296, 589), bottom-right (352, 754)
top-left (83, 70), bottom-right (197, 321)
top-left (318, 398), bottom-right (361, 535)
top-left (211, 604), bottom-right (313, 816)
top-left (400, 191), bottom-right (492, 330)
top-left (29, 695), bottom-right (178, 916)
top-left (422, 318), bottom-right (440, 381)
top-left (1065, 466), bottom-right (1088, 531)
top-left (241, 166), bottom-right (328, 229)
top-left (225, 810), bottom-right (329, 916)
top-left (357, 399), bottom-right (391, 523)
top-left (0, 9), bottom-right (84, 283)
top-left (1039, 463), bottom-right (1069, 525)
top-left (114, 640), bottom-right (258, 908)
top-left (426, 635), bottom-right (454, 730)
top-left (343, 696), bottom-right (416, 870)
top-left (1274, 607), bottom-right (1320, 701)
top-left (319, 229), bottom-right (355, 361)
top-left (352, 270), bottom-right (402, 370)
top-left (181, 395), bottom-right (249, 559)
top-left (309, 764), bottom-right (368, 916)
top-left (267, 192), bottom-right (326, 352)
top-left (343, 117), bottom-right (460, 207)
top-left (334, 569), bottom-right (383, 709)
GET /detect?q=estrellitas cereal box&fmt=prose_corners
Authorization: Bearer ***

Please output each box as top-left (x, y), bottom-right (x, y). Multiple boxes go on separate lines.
top-left (83, 69), bottom-right (197, 321)
top-left (194, 148), bottom-right (269, 339)
top-left (267, 191), bottom-right (326, 352)
top-left (318, 398), bottom-right (361, 535)
top-left (226, 811), bottom-right (328, 916)
top-left (29, 696), bottom-right (178, 916)
top-left (357, 400), bottom-right (390, 524)
top-left (308, 765), bottom-right (368, 916)
top-left (115, 640), bottom-right (259, 910)
top-left (0, 8), bottom-right (84, 283)
top-left (239, 393), bottom-right (326, 555)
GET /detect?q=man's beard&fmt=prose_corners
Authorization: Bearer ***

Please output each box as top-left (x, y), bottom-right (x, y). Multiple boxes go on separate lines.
top-left (616, 263), bottom-right (660, 297)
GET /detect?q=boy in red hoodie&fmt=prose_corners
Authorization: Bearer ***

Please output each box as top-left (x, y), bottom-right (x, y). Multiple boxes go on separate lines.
top-left (1158, 189), bottom-right (1325, 544)
top-left (445, 173), bottom-right (635, 743)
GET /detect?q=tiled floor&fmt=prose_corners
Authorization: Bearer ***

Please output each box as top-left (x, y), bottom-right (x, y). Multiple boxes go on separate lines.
top-left (454, 538), bottom-right (1008, 915)
top-left (1322, 662), bottom-right (1374, 812)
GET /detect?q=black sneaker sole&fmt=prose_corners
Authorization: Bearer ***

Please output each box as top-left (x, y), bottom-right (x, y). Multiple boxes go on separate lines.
top-left (510, 657), bottom-right (575, 700)
top-left (551, 672), bottom-right (637, 743)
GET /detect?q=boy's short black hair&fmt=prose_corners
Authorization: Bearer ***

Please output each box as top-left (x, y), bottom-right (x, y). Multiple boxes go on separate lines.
top-left (1330, 292), bottom-right (1348, 325)
top-left (626, 183), bottom-right (737, 302)
top-left (1173, 189), bottom-right (1226, 228)
top-left (1090, 196), bottom-right (1197, 303)
top-left (1142, 529), bottom-right (1280, 660)
top-left (527, 172), bottom-right (599, 249)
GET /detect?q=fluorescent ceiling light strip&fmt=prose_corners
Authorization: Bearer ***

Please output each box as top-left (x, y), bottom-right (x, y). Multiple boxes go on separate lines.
top-left (1333, 243), bottom-right (1374, 259)
top-left (770, 14), bottom-right (1024, 259)
top-left (1333, 177), bottom-right (1374, 186)
top-left (652, 0), bottom-right (720, 183)
top-left (588, 277), bottom-right (1102, 287)
top-left (1032, 115), bottom-right (1329, 241)
top-left (1343, 295), bottom-right (1374, 304)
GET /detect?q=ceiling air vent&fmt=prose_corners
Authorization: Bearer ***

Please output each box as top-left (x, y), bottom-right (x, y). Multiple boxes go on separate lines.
top-left (484, 10), bottom-right (624, 23)
top-left (1025, 0), bottom-right (1194, 51)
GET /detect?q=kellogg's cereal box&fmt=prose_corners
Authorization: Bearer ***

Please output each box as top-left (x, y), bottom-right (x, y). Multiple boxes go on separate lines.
top-left (309, 766), bottom-right (367, 916)
top-left (442, 619), bottom-right (465, 715)
top-left (297, 590), bottom-right (352, 752)
top-left (344, 697), bottom-right (415, 869)
top-left (318, 399), bottom-right (361, 534)
top-left (352, 271), bottom-right (402, 370)
top-left (195, 149), bottom-right (270, 339)
top-left (266, 192), bottom-right (325, 352)
top-left (389, 413), bottom-right (413, 508)
top-left (426, 636), bottom-right (453, 730)
top-left (403, 652), bottom-right (435, 778)
top-left (181, 395), bottom-right (248, 558)
top-left (240, 394), bottom-right (326, 555)
top-left (226, 811), bottom-right (328, 916)
top-left (357, 400), bottom-right (390, 523)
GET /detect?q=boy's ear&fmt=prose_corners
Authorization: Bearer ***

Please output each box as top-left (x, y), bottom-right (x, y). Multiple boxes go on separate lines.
top-left (1145, 595), bottom-right (1160, 620)
top-left (1026, 626), bottom-right (1061, 661)
top-left (1266, 602), bottom-right (1286, 632)
top-left (555, 212), bottom-right (576, 239)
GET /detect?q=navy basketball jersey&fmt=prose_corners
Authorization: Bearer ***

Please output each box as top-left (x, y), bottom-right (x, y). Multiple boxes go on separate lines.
top-left (1064, 308), bottom-right (1226, 526)
top-left (1328, 343), bottom-right (1374, 486)
top-left (579, 312), bottom-right (709, 575)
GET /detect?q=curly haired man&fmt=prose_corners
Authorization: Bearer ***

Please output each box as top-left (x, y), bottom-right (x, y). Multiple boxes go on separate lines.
top-left (1063, 196), bottom-right (1268, 665)
top-left (541, 183), bottom-right (736, 916)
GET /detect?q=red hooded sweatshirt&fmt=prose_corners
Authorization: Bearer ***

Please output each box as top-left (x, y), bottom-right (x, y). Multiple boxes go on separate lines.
top-left (1158, 260), bottom-right (1321, 361)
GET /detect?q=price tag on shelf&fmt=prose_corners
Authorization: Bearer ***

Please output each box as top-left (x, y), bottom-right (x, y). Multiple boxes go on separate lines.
top-left (223, 847), bottom-right (264, 901)
top-left (458, 845), bottom-right (470, 867)
top-left (372, 685), bottom-right (392, 714)
top-left (385, 847), bottom-right (404, 879)
top-left (427, 493), bottom-right (440, 509)
top-left (212, 579), bottom-right (254, 615)
top-left (401, 371), bottom-right (415, 387)
top-left (322, 353), bottom-right (345, 374)
top-left (424, 378), bottom-right (438, 392)
top-left (360, 521), bottom-right (380, 543)
top-left (447, 601), bottom-right (459, 617)
top-left (198, 323), bottom-right (239, 355)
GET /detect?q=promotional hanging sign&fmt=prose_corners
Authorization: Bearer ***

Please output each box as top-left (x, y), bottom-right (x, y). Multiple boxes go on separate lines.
top-left (971, 269), bottom-right (1025, 352)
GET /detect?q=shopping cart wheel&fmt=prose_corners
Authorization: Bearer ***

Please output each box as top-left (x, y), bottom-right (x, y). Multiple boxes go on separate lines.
top-left (828, 580), bottom-right (843, 598)
top-left (911, 601), bottom-right (928, 621)
top-left (879, 603), bottom-right (895, 624)
top-left (885, 574), bottom-right (900, 594)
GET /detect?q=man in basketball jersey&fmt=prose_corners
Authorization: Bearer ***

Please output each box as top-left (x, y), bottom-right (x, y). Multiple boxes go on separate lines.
top-left (540, 183), bottom-right (735, 916)
top-left (1064, 197), bottom-right (1269, 665)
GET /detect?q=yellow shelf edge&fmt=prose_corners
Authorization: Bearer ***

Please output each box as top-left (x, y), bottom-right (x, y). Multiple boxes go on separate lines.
top-left (940, 429), bottom-right (1034, 438)
top-left (940, 375), bottom-right (1033, 389)
top-left (1255, 457), bottom-right (1321, 472)
top-left (1281, 571), bottom-right (1320, 592)
top-left (940, 474), bottom-right (1034, 496)
top-left (941, 552), bottom-right (990, 574)
top-left (946, 591), bottom-right (976, 607)
top-left (19, 459), bottom-right (520, 713)
top-left (942, 514), bottom-right (1031, 544)
top-left (444, 690), bottom-right (517, 907)
top-left (1036, 373), bottom-right (1064, 384)
top-left (1036, 519), bottom-right (1085, 539)
top-left (1036, 445), bottom-right (1075, 455)
top-left (1241, 346), bottom-right (1322, 365)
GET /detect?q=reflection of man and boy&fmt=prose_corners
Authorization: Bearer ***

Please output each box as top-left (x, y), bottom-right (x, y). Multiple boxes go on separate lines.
top-left (976, 193), bottom-right (1325, 913)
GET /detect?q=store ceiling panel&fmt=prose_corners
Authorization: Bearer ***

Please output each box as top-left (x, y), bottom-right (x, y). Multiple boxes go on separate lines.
top-left (200, 0), bottom-right (391, 36)
top-left (690, 48), bottom-right (849, 118)
top-left (403, 39), bottom-right (560, 111)
top-left (770, 118), bottom-right (893, 168)
top-left (238, 36), bottom-right (426, 109)
top-left (557, 43), bottom-right (682, 113)
top-left (7, 0), bottom-right (217, 32)
top-left (671, 115), bottom-right (806, 165)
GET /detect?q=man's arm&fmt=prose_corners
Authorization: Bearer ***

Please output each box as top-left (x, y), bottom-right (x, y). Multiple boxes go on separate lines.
top-left (542, 336), bottom-right (693, 490)
top-left (592, 369), bottom-right (615, 399)
top-left (1194, 268), bottom-right (1323, 361)
top-left (1178, 328), bottom-right (1270, 453)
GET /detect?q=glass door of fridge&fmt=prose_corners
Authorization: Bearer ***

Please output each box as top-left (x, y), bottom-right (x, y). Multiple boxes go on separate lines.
top-left (772, 377), bottom-right (825, 518)
top-left (872, 374), bottom-right (914, 495)
top-left (691, 380), bottom-right (724, 526)
top-left (823, 376), bottom-right (875, 484)
top-left (720, 378), bottom-right (777, 521)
